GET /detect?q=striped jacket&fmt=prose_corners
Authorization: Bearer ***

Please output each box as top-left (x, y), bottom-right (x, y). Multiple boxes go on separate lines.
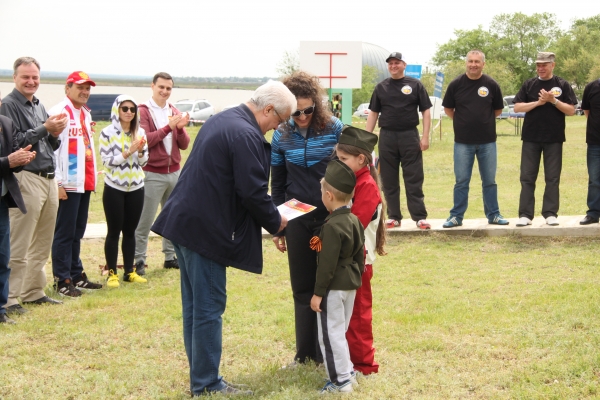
top-left (271, 117), bottom-right (343, 219)
top-left (99, 127), bottom-right (148, 192)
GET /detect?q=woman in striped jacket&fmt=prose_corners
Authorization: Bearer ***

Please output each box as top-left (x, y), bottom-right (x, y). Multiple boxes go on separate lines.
top-left (99, 95), bottom-right (149, 288)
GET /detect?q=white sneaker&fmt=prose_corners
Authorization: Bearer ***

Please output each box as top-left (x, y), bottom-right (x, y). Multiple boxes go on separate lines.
top-left (516, 217), bottom-right (532, 227)
top-left (546, 216), bottom-right (559, 226)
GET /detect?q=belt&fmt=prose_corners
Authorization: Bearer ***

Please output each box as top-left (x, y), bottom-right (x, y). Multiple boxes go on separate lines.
top-left (27, 170), bottom-right (55, 179)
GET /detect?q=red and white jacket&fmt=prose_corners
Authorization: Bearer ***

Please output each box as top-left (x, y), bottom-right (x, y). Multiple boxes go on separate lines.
top-left (351, 166), bottom-right (382, 265)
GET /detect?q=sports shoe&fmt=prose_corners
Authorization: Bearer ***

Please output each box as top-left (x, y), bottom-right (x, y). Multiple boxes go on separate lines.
top-left (164, 258), bottom-right (179, 269)
top-left (193, 382), bottom-right (253, 397)
top-left (107, 271), bottom-right (120, 288)
top-left (73, 272), bottom-right (103, 290)
top-left (546, 216), bottom-right (559, 226)
top-left (443, 216), bottom-right (462, 228)
top-left (489, 215), bottom-right (509, 225)
top-left (416, 219), bottom-right (431, 229)
top-left (55, 279), bottom-right (82, 298)
top-left (0, 314), bottom-right (15, 324)
top-left (385, 219), bottom-right (400, 229)
top-left (350, 371), bottom-right (359, 386)
top-left (135, 260), bottom-right (146, 276)
top-left (516, 217), bottom-right (532, 227)
top-left (124, 270), bottom-right (147, 283)
top-left (320, 380), bottom-right (353, 394)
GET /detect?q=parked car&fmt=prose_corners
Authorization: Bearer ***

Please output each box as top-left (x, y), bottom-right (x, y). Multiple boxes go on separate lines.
top-left (353, 103), bottom-right (370, 119)
top-left (503, 95), bottom-right (515, 112)
top-left (174, 99), bottom-right (214, 125)
top-left (87, 94), bottom-right (119, 121)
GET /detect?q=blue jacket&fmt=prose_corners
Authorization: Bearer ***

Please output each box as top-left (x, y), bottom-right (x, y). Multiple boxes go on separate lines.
top-left (271, 117), bottom-right (343, 221)
top-left (151, 104), bottom-right (281, 274)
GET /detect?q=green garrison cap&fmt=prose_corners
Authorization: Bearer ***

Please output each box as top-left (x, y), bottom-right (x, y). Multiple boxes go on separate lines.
top-left (324, 159), bottom-right (356, 194)
top-left (339, 125), bottom-right (378, 153)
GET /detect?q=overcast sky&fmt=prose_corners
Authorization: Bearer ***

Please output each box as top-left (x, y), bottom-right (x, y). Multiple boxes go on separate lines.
top-left (1, 0), bottom-right (598, 78)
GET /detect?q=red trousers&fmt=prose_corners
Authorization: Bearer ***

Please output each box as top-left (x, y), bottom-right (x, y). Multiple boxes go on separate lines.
top-left (346, 264), bottom-right (379, 374)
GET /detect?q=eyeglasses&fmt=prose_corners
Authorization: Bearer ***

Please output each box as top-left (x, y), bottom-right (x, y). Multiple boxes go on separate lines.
top-left (272, 108), bottom-right (285, 125)
top-left (120, 106), bottom-right (136, 113)
top-left (291, 105), bottom-right (315, 117)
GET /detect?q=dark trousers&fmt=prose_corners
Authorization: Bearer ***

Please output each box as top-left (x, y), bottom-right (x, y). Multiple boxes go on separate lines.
top-left (286, 217), bottom-right (324, 364)
top-left (379, 128), bottom-right (427, 221)
top-left (586, 144), bottom-right (600, 219)
top-left (103, 185), bottom-right (144, 274)
top-left (0, 199), bottom-right (9, 314)
top-left (518, 141), bottom-right (563, 219)
top-left (52, 191), bottom-right (91, 282)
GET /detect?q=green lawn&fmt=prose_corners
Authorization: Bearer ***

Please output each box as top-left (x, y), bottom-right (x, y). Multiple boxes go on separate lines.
top-left (88, 115), bottom-right (590, 224)
top-left (3, 115), bottom-right (600, 399)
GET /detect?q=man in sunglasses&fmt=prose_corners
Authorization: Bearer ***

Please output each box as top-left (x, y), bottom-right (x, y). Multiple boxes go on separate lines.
top-left (366, 52), bottom-right (432, 230)
top-left (49, 71), bottom-right (104, 297)
top-left (134, 72), bottom-right (190, 275)
top-left (1, 57), bottom-right (68, 313)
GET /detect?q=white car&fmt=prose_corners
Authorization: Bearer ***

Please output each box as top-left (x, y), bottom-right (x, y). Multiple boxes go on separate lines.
top-left (174, 99), bottom-right (214, 125)
top-left (353, 103), bottom-right (370, 119)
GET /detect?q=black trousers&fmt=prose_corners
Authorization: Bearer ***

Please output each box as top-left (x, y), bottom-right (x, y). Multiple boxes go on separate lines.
top-left (285, 216), bottom-right (325, 364)
top-left (103, 184), bottom-right (144, 274)
top-left (378, 127), bottom-right (427, 221)
top-left (518, 141), bottom-right (563, 219)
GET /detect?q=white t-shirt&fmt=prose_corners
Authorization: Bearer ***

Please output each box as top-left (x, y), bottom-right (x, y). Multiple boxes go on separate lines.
top-left (149, 98), bottom-right (173, 155)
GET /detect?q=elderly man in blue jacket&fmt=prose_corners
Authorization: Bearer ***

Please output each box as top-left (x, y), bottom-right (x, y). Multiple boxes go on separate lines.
top-left (152, 80), bottom-right (296, 396)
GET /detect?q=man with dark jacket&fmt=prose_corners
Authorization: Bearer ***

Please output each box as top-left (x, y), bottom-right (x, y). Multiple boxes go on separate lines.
top-left (134, 72), bottom-right (190, 274)
top-left (0, 111), bottom-right (37, 324)
top-left (151, 80), bottom-right (296, 396)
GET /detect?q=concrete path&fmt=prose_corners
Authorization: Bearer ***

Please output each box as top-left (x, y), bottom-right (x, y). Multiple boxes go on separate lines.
top-left (83, 215), bottom-right (600, 240)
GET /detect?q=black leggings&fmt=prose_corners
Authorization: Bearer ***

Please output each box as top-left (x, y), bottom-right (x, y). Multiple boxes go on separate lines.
top-left (103, 184), bottom-right (144, 274)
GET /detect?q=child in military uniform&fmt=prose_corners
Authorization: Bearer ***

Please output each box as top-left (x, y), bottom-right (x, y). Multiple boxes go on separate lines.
top-left (310, 160), bottom-right (365, 394)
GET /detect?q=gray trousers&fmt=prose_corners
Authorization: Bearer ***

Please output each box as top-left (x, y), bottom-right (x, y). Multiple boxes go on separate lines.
top-left (317, 289), bottom-right (356, 385)
top-left (135, 170), bottom-right (180, 263)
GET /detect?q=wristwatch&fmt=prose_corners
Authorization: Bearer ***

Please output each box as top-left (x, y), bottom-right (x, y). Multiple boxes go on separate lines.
top-left (552, 99), bottom-right (558, 106)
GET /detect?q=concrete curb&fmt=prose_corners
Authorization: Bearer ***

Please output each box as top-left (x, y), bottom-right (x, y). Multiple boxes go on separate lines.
top-left (84, 216), bottom-right (600, 240)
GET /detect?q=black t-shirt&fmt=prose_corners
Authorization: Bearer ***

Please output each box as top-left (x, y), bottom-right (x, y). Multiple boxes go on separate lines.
top-left (369, 77), bottom-right (432, 131)
top-left (442, 73), bottom-right (503, 144)
top-left (581, 79), bottom-right (600, 145)
top-left (514, 75), bottom-right (577, 143)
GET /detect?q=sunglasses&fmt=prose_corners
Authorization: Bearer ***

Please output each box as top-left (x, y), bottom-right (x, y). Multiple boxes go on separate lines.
top-left (291, 105), bottom-right (315, 117)
top-left (120, 106), bottom-right (136, 113)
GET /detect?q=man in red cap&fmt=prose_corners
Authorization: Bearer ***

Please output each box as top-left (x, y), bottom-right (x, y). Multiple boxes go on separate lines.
top-left (48, 71), bottom-right (103, 297)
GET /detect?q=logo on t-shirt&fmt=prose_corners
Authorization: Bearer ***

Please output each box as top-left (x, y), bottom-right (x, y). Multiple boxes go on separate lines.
top-left (478, 87), bottom-right (489, 97)
top-left (550, 87), bottom-right (562, 97)
top-left (401, 85), bottom-right (412, 95)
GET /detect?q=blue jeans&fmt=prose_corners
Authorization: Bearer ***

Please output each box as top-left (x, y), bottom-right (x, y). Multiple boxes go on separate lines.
top-left (0, 199), bottom-right (9, 314)
top-left (174, 242), bottom-right (227, 395)
top-left (586, 144), bottom-right (600, 218)
top-left (450, 142), bottom-right (500, 221)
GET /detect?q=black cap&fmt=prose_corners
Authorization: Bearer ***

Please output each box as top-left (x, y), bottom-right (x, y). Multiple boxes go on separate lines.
top-left (324, 160), bottom-right (356, 194)
top-left (339, 125), bottom-right (378, 153)
top-left (386, 52), bottom-right (405, 63)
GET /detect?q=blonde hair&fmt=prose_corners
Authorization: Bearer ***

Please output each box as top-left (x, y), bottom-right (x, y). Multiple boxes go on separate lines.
top-left (321, 178), bottom-right (354, 204)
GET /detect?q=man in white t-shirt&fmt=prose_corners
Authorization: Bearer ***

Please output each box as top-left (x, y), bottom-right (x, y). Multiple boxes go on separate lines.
top-left (135, 72), bottom-right (190, 274)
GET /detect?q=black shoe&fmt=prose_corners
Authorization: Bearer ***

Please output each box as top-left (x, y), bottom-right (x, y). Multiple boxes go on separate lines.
top-left (6, 304), bottom-right (28, 315)
top-left (23, 296), bottom-right (63, 305)
top-left (73, 272), bottom-right (103, 289)
top-left (0, 313), bottom-right (15, 324)
top-left (55, 279), bottom-right (82, 298)
top-left (193, 382), bottom-right (253, 397)
top-left (580, 215), bottom-right (599, 225)
top-left (164, 258), bottom-right (179, 269)
top-left (135, 260), bottom-right (146, 276)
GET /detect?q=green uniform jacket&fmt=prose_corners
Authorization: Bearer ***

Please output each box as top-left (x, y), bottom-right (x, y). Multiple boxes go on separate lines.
top-left (314, 207), bottom-right (365, 297)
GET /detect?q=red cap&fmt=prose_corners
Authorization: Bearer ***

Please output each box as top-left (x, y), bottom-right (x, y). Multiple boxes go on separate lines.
top-left (66, 71), bottom-right (96, 86)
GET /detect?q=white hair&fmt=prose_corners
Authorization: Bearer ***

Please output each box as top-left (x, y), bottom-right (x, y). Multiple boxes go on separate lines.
top-left (250, 80), bottom-right (297, 115)
top-left (467, 50), bottom-right (486, 62)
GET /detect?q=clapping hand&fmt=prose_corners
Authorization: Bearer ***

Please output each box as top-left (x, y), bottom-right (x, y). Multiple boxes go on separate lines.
top-left (8, 145), bottom-right (36, 168)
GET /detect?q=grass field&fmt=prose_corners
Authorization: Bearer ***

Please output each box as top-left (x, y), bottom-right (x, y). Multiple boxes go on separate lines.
top-left (2, 115), bottom-right (597, 399)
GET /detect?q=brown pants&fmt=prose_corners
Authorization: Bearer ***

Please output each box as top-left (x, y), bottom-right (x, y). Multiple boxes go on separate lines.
top-left (7, 171), bottom-right (58, 306)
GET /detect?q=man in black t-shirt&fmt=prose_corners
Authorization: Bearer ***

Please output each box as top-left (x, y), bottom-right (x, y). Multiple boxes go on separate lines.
top-left (580, 79), bottom-right (600, 225)
top-left (513, 52), bottom-right (577, 227)
top-left (441, 50), bottom-right (508, 228)
top-left (366, 52), bottom-right (432, 230)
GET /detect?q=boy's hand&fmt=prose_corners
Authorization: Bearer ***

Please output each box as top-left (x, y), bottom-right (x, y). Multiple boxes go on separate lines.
top-left (310, 295), bottom-right (322, 312)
